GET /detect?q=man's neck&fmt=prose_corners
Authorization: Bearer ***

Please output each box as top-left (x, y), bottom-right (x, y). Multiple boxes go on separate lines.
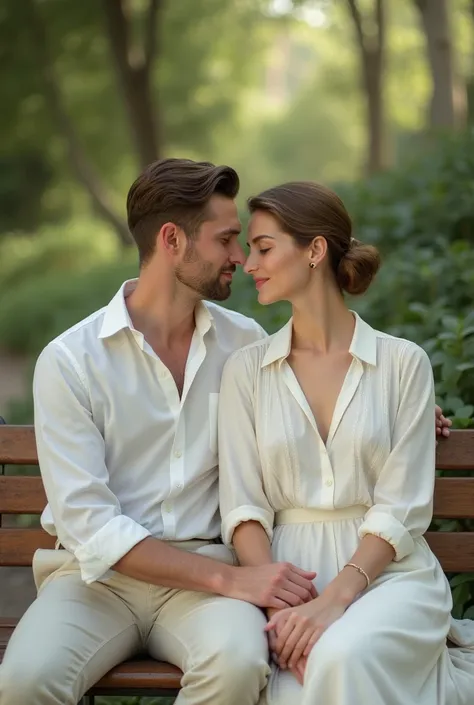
top-left (126, 273), bottom-right (199, 348)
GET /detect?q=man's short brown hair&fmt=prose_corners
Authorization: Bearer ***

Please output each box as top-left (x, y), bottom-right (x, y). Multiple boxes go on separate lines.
top-left (126, 158), bottom-right (240, 265)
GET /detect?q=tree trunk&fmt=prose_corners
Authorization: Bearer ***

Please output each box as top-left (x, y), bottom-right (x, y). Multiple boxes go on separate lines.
top-left (103, 0), bottom-right (162, 169)
top-left (25, 0), bottom-right (132, 247)
top-left (414, 0), bottom-right (466, 129)
top-left (346, 0), bottom-right (387, 175)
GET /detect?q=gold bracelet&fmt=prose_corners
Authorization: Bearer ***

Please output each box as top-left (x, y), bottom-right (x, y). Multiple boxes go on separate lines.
top-left (344, 562), bottom-right (370, 589)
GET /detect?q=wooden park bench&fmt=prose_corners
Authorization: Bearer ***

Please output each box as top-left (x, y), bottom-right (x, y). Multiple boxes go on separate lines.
top-left (1, 423), bottom-right (474, 703)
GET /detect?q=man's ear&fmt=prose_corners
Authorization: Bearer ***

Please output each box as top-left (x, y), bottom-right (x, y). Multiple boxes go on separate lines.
top-left (159, 222), bottom-right (183, 256)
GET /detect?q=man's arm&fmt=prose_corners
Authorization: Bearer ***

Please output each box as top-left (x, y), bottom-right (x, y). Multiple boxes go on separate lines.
top-left (34, 343), bottom-right (315, 608)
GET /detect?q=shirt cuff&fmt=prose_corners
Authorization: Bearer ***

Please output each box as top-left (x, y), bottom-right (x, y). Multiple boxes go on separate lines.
top-left (358, 510), bottom-right (415, 561)
top-left (74, 514), bottom-right (151, 583)
top-left (222, 505), bottom-right (274, 547)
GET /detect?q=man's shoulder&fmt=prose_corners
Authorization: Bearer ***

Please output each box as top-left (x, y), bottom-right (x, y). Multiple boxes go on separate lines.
top-left (42, 307), bottom-right (107, 359)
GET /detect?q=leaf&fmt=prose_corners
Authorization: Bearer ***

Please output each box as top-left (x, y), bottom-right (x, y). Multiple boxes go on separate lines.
top-left (450, 573), bottom-right (474, 587)
top-left (453, 405), bottom-right (474, 419)
top-left (461, 325), bottom-right (474, 338)
top-left (456, 362), bottom-right (474, 372)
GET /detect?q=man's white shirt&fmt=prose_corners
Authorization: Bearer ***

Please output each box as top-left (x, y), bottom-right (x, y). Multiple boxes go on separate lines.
top-left (34, 279), bottom-right (266, 584)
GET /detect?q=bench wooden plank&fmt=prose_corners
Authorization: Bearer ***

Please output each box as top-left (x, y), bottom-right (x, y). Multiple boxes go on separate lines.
top-left (436, 429), bottom-right (474, 470)
top-left (0, 476), bottom-right (46, 514)
top-left (0, 475), bottom-right (472, 519)
top-left (2, 426), bottom-right (474, 468)
top-left (0, 619), bottom-right (182, 693)
top-left (0, 528), bottom-right (55, 565)
top-left (425, 532), bottom-right (474, 572)
top-left (1, 525), bottom-right (473, 571)
top-left (433, 477), bottom-right (474, 518)
top-left (0, 426), bottom-right (37, 465)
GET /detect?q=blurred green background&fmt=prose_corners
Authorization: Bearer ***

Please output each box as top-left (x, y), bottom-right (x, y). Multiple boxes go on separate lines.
top-left (2, 1), bottom-right (474, 699)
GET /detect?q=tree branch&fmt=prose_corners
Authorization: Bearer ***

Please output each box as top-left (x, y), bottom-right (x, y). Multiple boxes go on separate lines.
top-left (375, 0), bottom-right (385, 56)
top-left (346, 0), bottom-right (367, 57)
top-left (25, 0), bottom-right (132, 246)
top-left (144, 0), bottom-right (161, 73)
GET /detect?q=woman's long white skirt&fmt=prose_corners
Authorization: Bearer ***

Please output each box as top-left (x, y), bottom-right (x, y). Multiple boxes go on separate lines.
top-left (261, 512), bottom-right (474, 705)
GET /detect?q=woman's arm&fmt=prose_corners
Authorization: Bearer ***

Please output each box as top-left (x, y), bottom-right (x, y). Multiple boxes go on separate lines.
top-left (218, 349), bottom-right (316, 608)
top-left (233, 520), bottom-right (273, 566)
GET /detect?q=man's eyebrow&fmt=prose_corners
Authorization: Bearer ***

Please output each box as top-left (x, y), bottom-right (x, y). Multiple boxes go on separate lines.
top-left (246, 234), bottom-right (275, 247)
top-left (216, 227), bottom-right (241, 236)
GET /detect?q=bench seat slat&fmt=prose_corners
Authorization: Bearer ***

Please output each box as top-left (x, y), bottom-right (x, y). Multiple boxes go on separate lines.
top-left (0, 620), bottom-right (182, 693)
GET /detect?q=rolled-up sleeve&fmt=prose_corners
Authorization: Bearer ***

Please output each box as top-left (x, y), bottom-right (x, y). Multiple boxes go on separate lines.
top-left (358, 343), bottom-right (436, 561)
top-left (33, 343), bottom-right (151, 583)
top-left (218, 349), bottom-right (274, 546)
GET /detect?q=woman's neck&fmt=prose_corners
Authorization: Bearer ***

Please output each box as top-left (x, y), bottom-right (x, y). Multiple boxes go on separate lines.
top-left (291, 289), bottom-right (355, 355)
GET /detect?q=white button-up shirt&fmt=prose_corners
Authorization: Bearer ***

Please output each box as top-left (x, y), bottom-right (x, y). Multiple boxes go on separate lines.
top-left (33, 280), bottom-right (266, 583)
top-left (218, 313), bottom-right (436, 561)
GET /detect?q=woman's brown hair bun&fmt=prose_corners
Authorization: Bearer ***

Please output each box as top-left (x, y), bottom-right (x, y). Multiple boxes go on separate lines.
top-left (337, 238), bottom-right (381, 296)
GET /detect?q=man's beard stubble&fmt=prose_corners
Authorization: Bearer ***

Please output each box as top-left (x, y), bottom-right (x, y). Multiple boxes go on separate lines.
top-left (175, 242), bottom-right (235, 301)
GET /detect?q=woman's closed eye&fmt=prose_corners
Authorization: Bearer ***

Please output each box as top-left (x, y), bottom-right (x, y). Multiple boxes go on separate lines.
top-left (259, 248), bottom-right (271, 254)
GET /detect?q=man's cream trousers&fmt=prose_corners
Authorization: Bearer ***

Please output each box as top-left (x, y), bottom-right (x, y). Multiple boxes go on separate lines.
top-left (0, 541), bottom-right (270, 704)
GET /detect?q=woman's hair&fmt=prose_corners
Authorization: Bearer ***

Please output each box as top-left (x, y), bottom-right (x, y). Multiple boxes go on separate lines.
top-left (247, 181), bottom-right (380, 295)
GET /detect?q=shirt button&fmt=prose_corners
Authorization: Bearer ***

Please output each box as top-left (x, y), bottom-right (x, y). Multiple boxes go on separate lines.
top-left (176, 482), bottom-right (183, 490)
top-left (174, 449), bottom-right (182, 458)
top-left (324, 479), bottom-right (333, 487)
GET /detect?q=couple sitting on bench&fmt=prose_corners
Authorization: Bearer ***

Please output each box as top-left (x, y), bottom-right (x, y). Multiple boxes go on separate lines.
top-left (1, 158), bottom-right (474, 705)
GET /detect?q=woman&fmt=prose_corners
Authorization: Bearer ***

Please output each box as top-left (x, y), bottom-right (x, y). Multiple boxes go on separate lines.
top-left (217, 181), bottom-right (474, 705)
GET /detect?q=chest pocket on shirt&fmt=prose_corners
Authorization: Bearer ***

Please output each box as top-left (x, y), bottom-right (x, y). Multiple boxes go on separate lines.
top-left (209, 393), bottom-right (219, 455)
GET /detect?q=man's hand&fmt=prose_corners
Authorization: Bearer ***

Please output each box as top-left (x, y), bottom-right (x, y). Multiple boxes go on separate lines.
top-left (436, 404), bottom-right (452, 444)
top-left (225, 562), bottom-right (317, 610)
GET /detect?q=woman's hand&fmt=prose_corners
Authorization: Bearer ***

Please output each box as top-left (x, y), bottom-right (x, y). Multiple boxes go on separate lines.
top-left (265, 592), bottom-right (347, 670)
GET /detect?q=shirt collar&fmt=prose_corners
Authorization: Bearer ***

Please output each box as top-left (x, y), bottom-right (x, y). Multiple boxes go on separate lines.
top-left (98, 279), bottom-right (137, 339)
top-left (98, 279), bottom-right (215, 341)
top-left (261, 311), bottom-right (378, 368)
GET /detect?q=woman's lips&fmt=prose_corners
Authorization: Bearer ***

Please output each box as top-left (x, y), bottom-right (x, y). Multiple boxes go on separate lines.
top-left (254, 278), bottom-right (269, 290)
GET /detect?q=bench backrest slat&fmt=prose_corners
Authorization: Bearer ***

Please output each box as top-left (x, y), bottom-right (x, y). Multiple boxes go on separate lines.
top-left (1, 426), bottom-right (474, 571)
top-left (0, 426), bottom-right (38, 465)
top-left (0, 528), bottom-right (55, 566)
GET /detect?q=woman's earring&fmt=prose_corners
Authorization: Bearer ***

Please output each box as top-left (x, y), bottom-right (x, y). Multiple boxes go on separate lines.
top-left (309, 262), bottom-right (316, 269)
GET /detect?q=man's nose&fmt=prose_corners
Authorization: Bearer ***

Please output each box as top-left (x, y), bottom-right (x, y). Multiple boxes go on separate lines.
top-left (231, 241), bottom-right (247, 266)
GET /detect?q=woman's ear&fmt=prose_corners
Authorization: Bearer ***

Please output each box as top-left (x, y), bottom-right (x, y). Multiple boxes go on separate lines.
top-left (308, 235), bottom-right (327, 268)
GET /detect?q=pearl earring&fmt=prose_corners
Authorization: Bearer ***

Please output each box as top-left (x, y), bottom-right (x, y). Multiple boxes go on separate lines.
top-left (309, 262), bottom-right (316, 269)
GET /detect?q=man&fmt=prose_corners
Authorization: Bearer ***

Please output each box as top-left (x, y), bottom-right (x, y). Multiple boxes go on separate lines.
top-left (0, 159), bottom-right (450, 705)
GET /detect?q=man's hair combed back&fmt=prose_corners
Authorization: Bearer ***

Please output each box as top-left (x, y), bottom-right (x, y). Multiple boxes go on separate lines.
top-left (126, 158), bottom-right (240, 265)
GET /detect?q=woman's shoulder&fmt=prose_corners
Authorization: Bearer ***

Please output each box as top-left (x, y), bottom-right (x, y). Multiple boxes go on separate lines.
top-left (372, 326), bottom-right (431, 369)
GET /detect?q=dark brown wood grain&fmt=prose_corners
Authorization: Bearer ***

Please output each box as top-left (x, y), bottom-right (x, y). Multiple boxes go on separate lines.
top-left (425, 532), bottom-right (474, 572)
top-left (433, 477), bottom-right (474, 518)
top-left (436, 430), bottom-right (474, 470)
top-left (0, 476), bottom-right (46, 513)
top-left (0, 528), bottom-right (55, 565)
top-left (0, 425), bottom-right (37, 465)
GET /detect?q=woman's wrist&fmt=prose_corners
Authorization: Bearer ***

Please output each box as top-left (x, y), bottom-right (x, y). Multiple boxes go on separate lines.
top-left (322, 567), bottom-right (367, 608)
